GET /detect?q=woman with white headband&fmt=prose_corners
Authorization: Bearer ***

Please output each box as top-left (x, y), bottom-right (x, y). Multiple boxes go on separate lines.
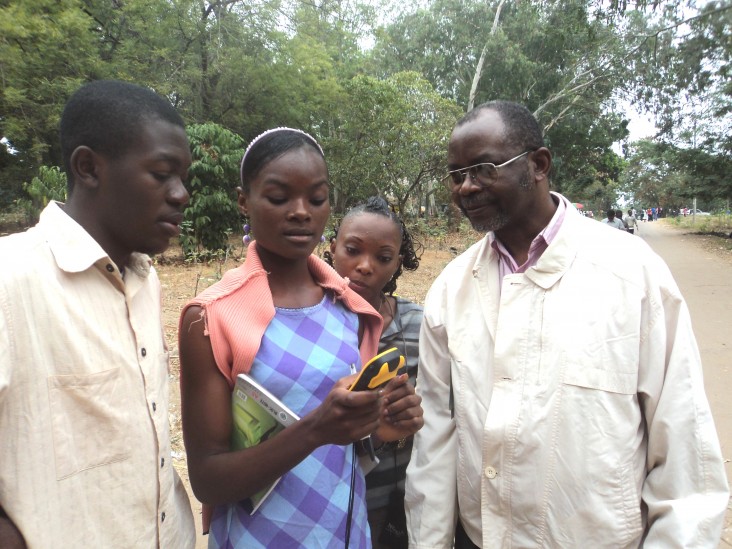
top-left (178, 128), bottom-right (424, 548)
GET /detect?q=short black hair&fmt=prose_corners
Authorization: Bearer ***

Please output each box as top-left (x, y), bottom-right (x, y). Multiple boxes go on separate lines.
top-left (324, 196), bottom-right (421, 296)
top-left (607, 209), bottom-right (615, 219)
top-left (240, 130), bottom-right (325, 193)
top-left (60, 80), bottom-right (185, 192)
top-left (456, 100), bottom-right (544, 153)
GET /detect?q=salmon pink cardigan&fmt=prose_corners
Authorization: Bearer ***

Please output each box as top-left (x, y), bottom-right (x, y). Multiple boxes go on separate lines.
top-left (180, 241), bottom-right (382, 388)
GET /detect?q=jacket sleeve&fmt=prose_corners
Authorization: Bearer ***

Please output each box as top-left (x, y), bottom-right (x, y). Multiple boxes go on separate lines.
top-left (638, 259), bottom-right (728, 547)
top-left (405, 281), bottom-right (459, 549)
top-left (0, 282), bottom-right (11, 402)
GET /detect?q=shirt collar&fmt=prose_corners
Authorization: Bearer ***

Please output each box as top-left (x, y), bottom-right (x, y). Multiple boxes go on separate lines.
top-left (40, 201), bottom-right (151, 278)
top-left (488, 191), bottom-right (567, 273)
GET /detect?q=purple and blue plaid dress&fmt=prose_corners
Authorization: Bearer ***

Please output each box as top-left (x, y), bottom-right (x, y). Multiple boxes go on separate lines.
top-left (209, 294), bottom-right (371, 548)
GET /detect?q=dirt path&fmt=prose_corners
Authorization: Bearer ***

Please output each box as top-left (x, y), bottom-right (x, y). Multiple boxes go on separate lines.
top-left (637, 220), bottom-right (732, 546)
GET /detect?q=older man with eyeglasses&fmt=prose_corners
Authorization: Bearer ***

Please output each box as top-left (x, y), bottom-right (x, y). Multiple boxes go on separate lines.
top-left (405, 100), bottom-right (728, 549)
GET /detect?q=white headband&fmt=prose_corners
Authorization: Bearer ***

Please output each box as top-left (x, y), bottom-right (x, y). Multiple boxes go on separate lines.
top-left (240, 127), bottom-right (324, 183)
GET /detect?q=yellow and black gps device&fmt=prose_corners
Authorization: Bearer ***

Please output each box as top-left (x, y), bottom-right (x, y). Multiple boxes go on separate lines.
top-left (349, 347), bottom-right (405, 392)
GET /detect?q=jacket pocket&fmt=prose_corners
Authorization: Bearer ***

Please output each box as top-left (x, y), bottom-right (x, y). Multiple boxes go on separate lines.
top-left (48, 368), bottom-right (131, 480)
top-left (562, 334), bottom-right (639, 395)
top-left (562, 364), bottom-right (636, 394)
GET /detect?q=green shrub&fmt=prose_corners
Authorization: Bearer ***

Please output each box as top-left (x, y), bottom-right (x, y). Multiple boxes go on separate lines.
top-left (183, 123), bottom-right (244, 261)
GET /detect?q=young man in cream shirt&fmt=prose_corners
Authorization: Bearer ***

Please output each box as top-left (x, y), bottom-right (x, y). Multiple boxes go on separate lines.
top-left (0, 80), bottom-right (195, 548)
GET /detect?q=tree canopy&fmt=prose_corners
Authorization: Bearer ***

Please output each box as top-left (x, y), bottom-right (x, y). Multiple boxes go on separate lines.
top-left (1, 0), bottom-right (729, 230)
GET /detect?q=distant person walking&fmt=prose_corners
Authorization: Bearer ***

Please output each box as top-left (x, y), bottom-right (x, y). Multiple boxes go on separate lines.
top-left (601, 209), bottom-right (625, 230)
top-left (615, 210), bottom-right (627, 231)
top-left (624, 209), bottom-right (639, 235)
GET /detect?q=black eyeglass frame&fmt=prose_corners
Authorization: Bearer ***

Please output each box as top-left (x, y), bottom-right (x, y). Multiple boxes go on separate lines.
top-left (443, 150), bottom-right (533, 189)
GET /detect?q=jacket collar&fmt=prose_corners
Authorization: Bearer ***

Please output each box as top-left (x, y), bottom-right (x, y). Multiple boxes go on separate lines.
top-left (469, 192), bottom-right (582, 291)
top-left (523, 196), bottom-right (583, 290)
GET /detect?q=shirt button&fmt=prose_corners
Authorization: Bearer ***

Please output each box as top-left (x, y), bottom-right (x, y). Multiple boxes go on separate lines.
top-left (152, 402), bottom-right (157, 412)
top-left (141, 348), bottom-right (147, 357)
top-left (485, 466), bottom-right (497, 479)
top-left (161, 457), bottom-right (165, 468)
top-left (161, 512), bottom-right (166, 522)
top-left (106, 264), bottom-right (114, 272)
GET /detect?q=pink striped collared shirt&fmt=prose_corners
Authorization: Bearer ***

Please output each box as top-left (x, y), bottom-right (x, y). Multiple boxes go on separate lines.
top-left (488, 192), bottom-right (567, 286)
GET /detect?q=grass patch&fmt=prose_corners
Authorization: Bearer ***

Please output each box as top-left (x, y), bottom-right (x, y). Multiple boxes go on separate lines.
top-left (671, 213), bottom-right (732, 235)
top-left (664, 214), bottom-right (732, 258)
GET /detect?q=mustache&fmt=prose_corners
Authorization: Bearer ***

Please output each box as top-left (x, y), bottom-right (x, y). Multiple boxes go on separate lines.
top-left (460, 193), bottom-right (493, 209)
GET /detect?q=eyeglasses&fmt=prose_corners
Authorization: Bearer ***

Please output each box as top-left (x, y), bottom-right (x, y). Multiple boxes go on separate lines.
top-left (443, 150), bottom-right (532, 190)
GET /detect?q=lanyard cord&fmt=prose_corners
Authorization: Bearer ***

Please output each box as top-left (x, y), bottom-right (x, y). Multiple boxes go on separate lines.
top-left (345, 298), bottom-right (409, 548)
top-left (344, 443), bottom-right (357, 548)
top-left (392, 301), bottom-right (408, 490)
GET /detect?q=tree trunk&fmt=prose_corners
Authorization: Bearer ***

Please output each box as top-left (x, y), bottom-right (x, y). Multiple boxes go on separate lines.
top-left (467, 0), bottom-right (507, 111)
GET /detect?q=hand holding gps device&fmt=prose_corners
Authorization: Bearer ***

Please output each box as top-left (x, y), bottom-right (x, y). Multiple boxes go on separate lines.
top-left (349, 347), bottom-right (405, 392)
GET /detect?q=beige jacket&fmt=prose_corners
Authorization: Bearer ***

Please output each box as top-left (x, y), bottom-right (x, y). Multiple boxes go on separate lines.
top-left (406, 202), bottom-right (728, 548)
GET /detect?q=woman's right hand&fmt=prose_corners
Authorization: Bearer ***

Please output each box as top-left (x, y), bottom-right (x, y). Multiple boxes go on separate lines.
top-left (301, 374), bottom-right (384, 447)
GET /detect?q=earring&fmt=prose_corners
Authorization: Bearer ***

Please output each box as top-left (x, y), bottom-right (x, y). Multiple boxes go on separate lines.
top-left (320, 235), bottom-right (326, 243)
top-left (243, 223), bottom-right (252, 245)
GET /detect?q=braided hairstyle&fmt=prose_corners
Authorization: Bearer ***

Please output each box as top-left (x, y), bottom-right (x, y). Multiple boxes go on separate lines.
top-left (324, 196), bottom-right (421, 295)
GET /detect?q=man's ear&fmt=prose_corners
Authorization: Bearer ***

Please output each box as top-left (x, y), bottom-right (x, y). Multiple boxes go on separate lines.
top-left (69, 146), bottom-right (102, 190)
top-left (329, 236), bottom-right (337, 256)
top-left (531, 147), bottom-right (552, 181)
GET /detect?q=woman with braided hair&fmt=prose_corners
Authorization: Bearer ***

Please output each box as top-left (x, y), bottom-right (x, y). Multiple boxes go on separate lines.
top-left (325, 196), bottom-right (423, 549)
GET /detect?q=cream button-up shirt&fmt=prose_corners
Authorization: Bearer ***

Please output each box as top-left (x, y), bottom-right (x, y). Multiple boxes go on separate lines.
top-left (0, 202), bottom-right (194, 548)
